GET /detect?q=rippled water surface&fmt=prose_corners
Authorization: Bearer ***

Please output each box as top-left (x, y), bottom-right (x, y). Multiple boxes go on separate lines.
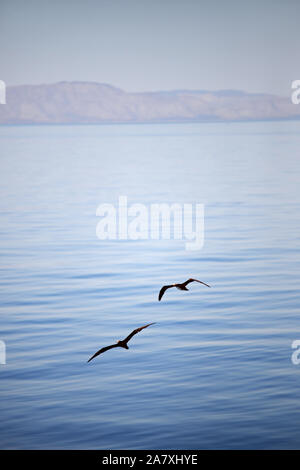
top-left (0, 121), bottom-right (300, 449)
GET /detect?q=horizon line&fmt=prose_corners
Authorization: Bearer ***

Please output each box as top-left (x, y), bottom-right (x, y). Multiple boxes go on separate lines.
top-left (4, 80), bottom-right (285, 98)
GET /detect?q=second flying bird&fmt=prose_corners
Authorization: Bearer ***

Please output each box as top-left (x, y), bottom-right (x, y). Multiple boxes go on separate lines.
top-left (158, 278), bottom-right (211, 301)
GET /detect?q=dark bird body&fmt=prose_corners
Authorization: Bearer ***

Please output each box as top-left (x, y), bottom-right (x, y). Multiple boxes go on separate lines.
top-left (158, 278), bottom-right (210, 301)
top-left (87, 322), bottom-right (155, 362)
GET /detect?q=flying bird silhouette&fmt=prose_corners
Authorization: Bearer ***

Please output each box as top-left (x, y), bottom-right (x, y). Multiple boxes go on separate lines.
top-left (158, 278), bottom-right (211, 301)
top-left (87, 322), bottom-right (156, 362)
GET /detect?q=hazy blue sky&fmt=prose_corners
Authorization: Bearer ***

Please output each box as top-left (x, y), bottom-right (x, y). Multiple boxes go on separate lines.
top-left (0, 0), bottom-right (299, 96)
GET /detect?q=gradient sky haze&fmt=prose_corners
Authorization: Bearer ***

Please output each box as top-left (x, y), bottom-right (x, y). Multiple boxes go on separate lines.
top-left (0, 0), bottom-right (299, 96)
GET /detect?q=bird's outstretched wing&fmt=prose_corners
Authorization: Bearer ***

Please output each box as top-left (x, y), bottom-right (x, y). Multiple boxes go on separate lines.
top-left (123, 322), bottom-right (156, 343)
top-left (158, 285), bottom-right (174, 301)
top-left (182, 278), bottom-right (211, 288)
top-left (87, 343), bottom-right (119, 362)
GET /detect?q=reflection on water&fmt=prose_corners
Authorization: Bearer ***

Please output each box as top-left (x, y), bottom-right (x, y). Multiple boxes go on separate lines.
top-left (0, 121), bottom-right (300, 449)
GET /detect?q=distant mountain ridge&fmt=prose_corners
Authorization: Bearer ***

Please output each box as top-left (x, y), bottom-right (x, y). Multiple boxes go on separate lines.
top-left (0, 81), bottom-right (299, 124)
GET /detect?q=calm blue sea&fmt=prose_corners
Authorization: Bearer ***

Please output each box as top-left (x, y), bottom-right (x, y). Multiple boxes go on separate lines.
top-left (0, 121), bottom-right (300, 449)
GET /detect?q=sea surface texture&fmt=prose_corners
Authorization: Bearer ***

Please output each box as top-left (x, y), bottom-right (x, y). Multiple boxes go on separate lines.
top-left (0, 121), bottom-right (300, 449)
